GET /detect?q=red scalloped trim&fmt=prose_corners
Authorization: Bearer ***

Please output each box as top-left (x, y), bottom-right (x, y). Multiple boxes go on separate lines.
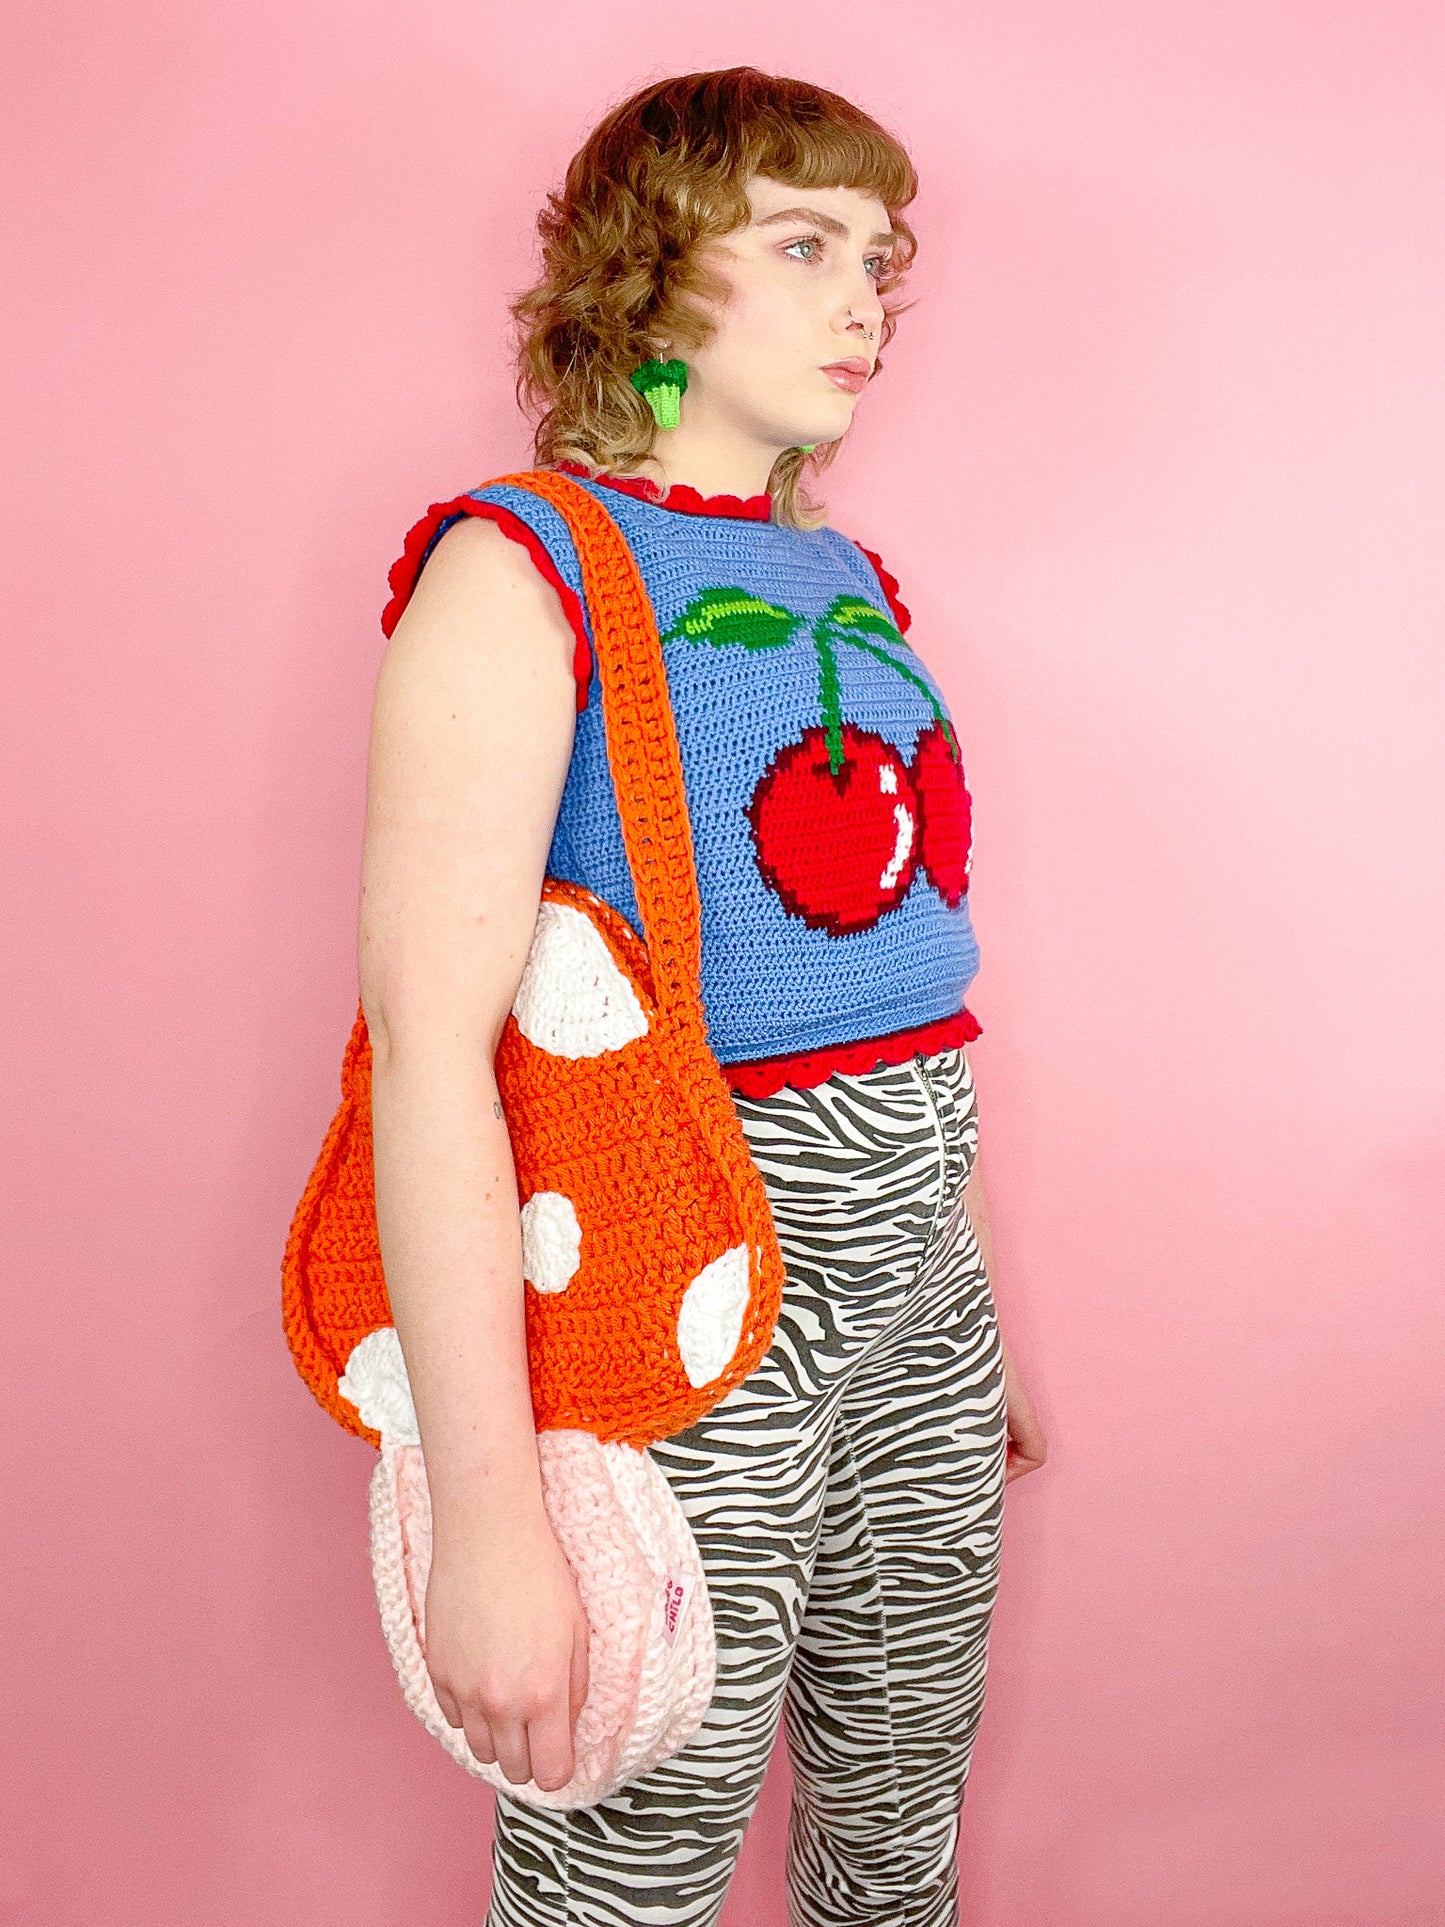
top-left (555, 458), bottom-right (773, 522)
top-left (381, 496), bottom-right (593, 711)
top-left (721, 1007), bottom-right (982, 1100)
top-left (855, 542), bottom-right (912, 634)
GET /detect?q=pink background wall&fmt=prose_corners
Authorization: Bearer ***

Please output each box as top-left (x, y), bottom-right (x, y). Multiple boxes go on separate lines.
top-left (5, 5), bottom-right (1442, 1923)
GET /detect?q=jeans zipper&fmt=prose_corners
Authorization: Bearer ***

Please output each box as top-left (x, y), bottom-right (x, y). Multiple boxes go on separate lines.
top-left (911, 1051), bottom-right (953, 1254)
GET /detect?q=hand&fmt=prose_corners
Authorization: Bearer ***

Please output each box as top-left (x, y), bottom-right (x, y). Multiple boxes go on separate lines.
top-left (1000, 1337), bottom-right (1047, 1484)
top-left (423, 1507), bottom-right (592, 1792)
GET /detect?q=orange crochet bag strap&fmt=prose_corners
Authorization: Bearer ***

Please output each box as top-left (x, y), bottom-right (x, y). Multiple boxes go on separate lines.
top-left (493, 469), bottom-right (708, 1042)
top-left (281, 466), bottom-right (785, 1450)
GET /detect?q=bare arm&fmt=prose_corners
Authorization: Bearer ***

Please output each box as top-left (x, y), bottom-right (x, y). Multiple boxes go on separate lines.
top-left (357, 511), bottom-right (589, 1786)
top-left (962, 1053), bottom-right (1047, 1484)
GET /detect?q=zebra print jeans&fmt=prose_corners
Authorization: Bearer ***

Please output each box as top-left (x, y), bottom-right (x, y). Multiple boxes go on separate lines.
top-left (486, 1045), bottom-right (1009, 1927)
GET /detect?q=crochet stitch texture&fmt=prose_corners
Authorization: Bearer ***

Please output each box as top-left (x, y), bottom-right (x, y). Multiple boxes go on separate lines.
top-left (285, 470), bottom-right (793, 1805)
top-left (286, 471), bottom-right (789, 1452)
top-left (384, 463), bottom-right (983, 1092)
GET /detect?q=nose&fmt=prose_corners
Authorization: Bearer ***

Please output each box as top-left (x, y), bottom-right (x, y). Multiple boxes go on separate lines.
top-left (846, 283), bottom-right (883, 341)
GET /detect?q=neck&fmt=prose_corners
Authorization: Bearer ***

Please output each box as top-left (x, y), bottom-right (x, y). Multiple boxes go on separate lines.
top-left (618, 424), bottom-right (785, 502)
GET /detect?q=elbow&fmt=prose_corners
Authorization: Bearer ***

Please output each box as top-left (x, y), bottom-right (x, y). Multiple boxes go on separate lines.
top-left (359, 978), bottom-right (508, 1083)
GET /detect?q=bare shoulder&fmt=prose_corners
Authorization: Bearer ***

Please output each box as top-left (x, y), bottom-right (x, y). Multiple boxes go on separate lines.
top-left (370, 506), bottom-right (577, 786)
top-left (371, 512), bottom-right (577, 759)
top-left (360, 512), bottom-right (578, 1045)
top-left (386, 512), bottom-right (574, 666)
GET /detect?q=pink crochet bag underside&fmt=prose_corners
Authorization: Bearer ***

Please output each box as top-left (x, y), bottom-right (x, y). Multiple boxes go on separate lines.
top-left (368, 1429), bottom-right (717, 1808)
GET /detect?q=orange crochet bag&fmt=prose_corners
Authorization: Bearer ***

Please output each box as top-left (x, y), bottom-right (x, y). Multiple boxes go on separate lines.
top-left (282, 468), bottom-right (786, 1808)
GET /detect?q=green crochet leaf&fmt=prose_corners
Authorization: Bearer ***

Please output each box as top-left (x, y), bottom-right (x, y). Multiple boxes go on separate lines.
top-left (821, 594), bottom-right (904, 645)
top-left (818, 596), bottom-right (960, 757)
top-left (662, 588), bottom-right (804, 653)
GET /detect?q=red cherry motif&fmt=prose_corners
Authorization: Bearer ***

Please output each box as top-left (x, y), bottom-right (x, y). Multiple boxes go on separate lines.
top-left (746, 726), bottom-right (919, 936)
top-left (662, 581), bottom-right (966, 933)
top-left (909, 719), bottom-right (973, 905)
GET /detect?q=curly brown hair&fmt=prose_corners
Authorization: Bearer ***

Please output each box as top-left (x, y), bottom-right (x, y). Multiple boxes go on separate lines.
top-left (508, 67), bottom-right (920, 532)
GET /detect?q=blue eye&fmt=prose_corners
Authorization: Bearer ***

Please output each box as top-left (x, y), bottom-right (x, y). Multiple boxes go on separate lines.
top-left (785, 234), bottom-right (891, 279)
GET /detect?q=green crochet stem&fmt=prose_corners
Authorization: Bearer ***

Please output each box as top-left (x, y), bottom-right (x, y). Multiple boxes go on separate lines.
top-left (662, 585), bottom-right (954, 780)
top-left (811, 600), bottom-right (957, 775)
top-left (825, 632), bottom-right (958, 764)
top-left (630, 356), bottom-right (688, 431)
top-left (814, 629), bottom-right (844, 772)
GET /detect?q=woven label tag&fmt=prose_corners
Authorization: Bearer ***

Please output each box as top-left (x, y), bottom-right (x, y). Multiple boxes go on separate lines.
top-left (661, 1568), bottom-right (696, 1647)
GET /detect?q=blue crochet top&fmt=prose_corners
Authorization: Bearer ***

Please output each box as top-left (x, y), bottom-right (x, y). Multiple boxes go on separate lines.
top-left (382, 462), bottom-right (982, 1097)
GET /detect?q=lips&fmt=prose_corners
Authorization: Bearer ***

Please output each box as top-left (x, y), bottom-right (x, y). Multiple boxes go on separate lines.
top-left (821, 357), bottom-right (872, 394)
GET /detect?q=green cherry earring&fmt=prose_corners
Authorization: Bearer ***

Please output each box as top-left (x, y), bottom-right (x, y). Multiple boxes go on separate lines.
top-left (798, 444), bottom-right (817, 454)
top-left (630, 355), bottom-right (688, 430)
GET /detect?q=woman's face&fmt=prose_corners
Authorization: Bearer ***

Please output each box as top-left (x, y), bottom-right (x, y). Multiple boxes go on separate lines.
top-left (663, 174), bottom-right (896, 459)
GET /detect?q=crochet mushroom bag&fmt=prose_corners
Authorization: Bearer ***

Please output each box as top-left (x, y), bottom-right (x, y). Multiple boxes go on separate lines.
top-left (281, 470), bottom-right (786, 1810)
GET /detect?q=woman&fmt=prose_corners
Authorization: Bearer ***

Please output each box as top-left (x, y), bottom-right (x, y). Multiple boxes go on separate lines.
top-left (360, 66), bottom-right (1046, 1927)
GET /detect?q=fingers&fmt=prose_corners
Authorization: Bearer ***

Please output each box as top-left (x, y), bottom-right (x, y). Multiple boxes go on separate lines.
top-left (497, 1616), bottom-right (589, 1793)
top-left (482, 1712), bottom-right (534, 1787)
top-left (519, 1696), bottom-right (581, 1792)
top-left (570, 1609), bottom-right (591, 1728)
top-left (1003, 1419), bottom-right (1048, 1483)
top-left (437, 1687), bottom-right (506, 1775)
top-left (525, 1617), bottom-right (591, 1793)
top-left (433, 1686), bottom-right (587, 1793)
top-left (422, 1588), bottom-right (591, 1793)
top-left (1000, 1340), bottom-right (1048, 1484)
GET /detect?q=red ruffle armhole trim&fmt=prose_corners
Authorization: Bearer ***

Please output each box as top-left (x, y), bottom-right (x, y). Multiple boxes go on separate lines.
top-left (380, 496), bottom-right (594, 712)
top-left (855, 543), bottom-right (912, 634)
top-left (721, 1007), bottom-right (982, 1100)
